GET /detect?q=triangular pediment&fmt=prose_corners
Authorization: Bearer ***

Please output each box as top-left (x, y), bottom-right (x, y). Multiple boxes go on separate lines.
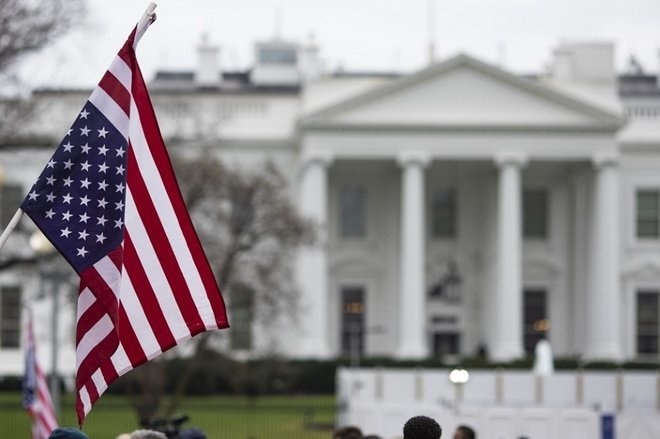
top-left (303, 54), bottom-right (622, 130)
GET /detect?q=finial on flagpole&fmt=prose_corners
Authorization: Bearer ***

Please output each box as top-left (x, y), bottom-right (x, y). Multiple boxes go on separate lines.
top-left (135, 2), bottom-right (158, 46)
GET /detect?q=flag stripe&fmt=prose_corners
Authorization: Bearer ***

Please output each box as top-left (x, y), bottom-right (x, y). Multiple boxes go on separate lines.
top-left (126, 150), bottom-right (205, 333)
top-left (100, 359), bottom-right (118, 388)
top-left (90, 369), bottom-right (107, 398)
top-left (123, 233), bottom-right (179, 348)
top-left (78, 264), bottom-right (119, 328)
top-left (98, 71), bottom-right (130, 116)
top-left (110, 342), bottom-right (130, 376)
top-left (130, 65), bottom-right (228, 326)
top-left (123, 190), bottom-right (191, 340)
top-left (88, 89), bottom-right (129, 141)
top-left (117, 305), bottom-right (148, 368)
top-left (77, 288), bottom-right (96, 317)
top-left (75, 324), bottom-right (118, 389)
top-left (76, 299), bottom-right (110, 351)
top-left (77, 314), bottom-right (114, 368)
top-left (117, 266), bottom-right (163, 357)
top-left (107, 56), bottom-right (132, 92)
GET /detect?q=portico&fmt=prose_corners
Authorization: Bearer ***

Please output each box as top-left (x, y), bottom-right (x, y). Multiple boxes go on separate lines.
top-left (294, 54), bottom-right (624, 361)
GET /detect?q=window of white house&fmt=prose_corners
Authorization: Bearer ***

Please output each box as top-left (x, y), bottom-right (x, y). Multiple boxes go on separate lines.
top-left (339, 185), bottom-right (367, 238)
top-left (636, 190), bottom-right (660, 238)
top-left (431, 188), bottom-right (456, 238)
top-left (0, 286), bottom-right (21, 349)
top-left (258, 47), bottom-right (297, 65)
top-left (341, 286), bottom-right (365, 357)
top-left (523, 189), bottom-right (548, 239)
top-left (523, 288), bottom-right (549, 355)
top-left (1, 184), bottom-right (23, 229)
top-left (636, 290), bottom-right (658, 355)
top-left (432, 332), bottom-right (460, 356)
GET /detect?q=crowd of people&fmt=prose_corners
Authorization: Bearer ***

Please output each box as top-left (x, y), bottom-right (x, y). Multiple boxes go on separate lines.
top-left (46, 414), bottom-right (474, 439)
top-left (46, 427), bottom-right (207, 439)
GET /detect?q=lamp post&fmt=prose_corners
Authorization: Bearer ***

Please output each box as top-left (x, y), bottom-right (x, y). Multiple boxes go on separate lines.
top-left (29, 230), bottom-right (65, 419)
top-left (449, 367), bottom-right (470, 404)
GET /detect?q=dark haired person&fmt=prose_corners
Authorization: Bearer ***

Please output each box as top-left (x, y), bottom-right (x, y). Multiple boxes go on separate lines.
top-left (403, 415), bottom-right (442, 439)
top-left (453, 425), bottom-right (476, 439)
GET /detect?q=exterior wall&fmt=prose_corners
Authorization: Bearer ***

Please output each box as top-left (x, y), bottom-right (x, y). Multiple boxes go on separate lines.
top-left (620, 151), bottom-right (660, 359)
top-left (327, 160), bottom-right (401, 355)
top-left (151, 92), bottom-right (299, 140)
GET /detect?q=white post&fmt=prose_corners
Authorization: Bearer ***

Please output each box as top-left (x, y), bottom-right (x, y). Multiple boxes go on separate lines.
top-left (584, 153), bottom-right (622, 361)
top-left (492, 152), bottom-right (526, 362)
top-left (0, 209), bottom-right (23, 251)
top-left (295, 152), bottom-right (333, 357)
top-left (396, 152), bottom-right (429, 358)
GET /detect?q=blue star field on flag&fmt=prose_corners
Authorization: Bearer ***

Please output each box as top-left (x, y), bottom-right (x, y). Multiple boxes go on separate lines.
top-left (21, 103), bottom-right (129, 272)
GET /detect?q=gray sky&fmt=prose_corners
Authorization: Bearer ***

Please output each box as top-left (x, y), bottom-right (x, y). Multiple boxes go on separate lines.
top-left (14, 0), bottom-right (660, 88)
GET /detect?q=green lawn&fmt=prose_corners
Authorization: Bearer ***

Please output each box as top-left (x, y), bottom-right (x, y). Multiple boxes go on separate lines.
top-left (0, 393), bottom-right (336, 439)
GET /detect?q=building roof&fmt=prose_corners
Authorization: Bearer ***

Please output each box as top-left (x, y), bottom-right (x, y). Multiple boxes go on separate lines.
top-left (619, 74), bottom-right (660, 97)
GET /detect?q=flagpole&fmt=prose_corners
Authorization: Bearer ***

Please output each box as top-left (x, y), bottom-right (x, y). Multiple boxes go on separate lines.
top-left (135, 2), bottom-right (158, 46)
top-left (0, 209), bottom-right (23, 251)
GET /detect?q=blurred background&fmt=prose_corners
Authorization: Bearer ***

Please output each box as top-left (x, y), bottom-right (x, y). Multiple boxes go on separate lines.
top-left (1, 1), bottom-right (660, 438)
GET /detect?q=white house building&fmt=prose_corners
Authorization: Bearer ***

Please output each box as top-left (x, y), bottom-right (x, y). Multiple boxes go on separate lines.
top-left (1, 37), bottom-right (660, 378)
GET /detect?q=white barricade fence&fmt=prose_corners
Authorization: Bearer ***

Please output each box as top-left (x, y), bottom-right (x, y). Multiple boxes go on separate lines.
top-left (336, 367), bottom-right (660, 439)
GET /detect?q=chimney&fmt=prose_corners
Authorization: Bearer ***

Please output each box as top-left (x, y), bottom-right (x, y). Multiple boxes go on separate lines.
top-left (195, 34), bottom-right (221, 88)
top-left (552, 42), bottom-right (615, 84)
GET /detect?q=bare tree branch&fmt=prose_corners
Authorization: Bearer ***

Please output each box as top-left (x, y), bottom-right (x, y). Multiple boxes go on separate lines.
top-left (0, 0), bottom-right (86, 142)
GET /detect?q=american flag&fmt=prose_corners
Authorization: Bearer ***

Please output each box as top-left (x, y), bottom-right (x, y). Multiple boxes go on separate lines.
top-left (20, 25), bottom-right (229, 425)
top-left (23, 311), bottom-right (58, 439)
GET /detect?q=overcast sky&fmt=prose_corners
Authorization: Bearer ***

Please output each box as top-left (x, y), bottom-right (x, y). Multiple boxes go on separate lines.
top-left (14, 0), bottom-right (660, 88)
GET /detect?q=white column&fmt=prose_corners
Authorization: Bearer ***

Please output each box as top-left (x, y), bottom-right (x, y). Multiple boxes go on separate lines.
top-left (295, 152), bottom-right (333, 358)
top-left (396, 152), bottom-right (430, 358)
top-left (584, 153), bottom-right (622, 360)
top-left (492, 152), bottom-right (526, 362)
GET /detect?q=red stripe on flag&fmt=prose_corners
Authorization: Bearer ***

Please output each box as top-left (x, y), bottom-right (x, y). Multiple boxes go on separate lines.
top-left (79, 264), bottom-right (120, 327)
top-left (100, 358), bottom-right (119, 386)
top-left (117, 305), bottom-right (148, 368)
top-left (123, 233), bottom-right (178, 350)
top-left (98, 71), bottom-right (130, 116)
top-left (75, 330), bottom-right (118, 396)
top-left (126, 149), bottom-right (206, 334)
top-left (131, 62), bottom-right (229, 328)
top-left (117, 31), bottom-right (136, 70)
top-left (76, 299), bottom-right (109, 344)
top-left (84, 381), bottom-right (99, 412)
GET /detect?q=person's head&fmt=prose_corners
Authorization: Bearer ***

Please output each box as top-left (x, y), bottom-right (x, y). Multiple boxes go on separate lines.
top-left (333, 425), bottom-right (364, 439)
top-left (453, 425), bottom-right (476, 439)
top-left (48, 428), bottom-right (89, 439)
top-left (129, 430), bottom-right (167, 439)
top-left (403, 415), bottom-right (442, 439)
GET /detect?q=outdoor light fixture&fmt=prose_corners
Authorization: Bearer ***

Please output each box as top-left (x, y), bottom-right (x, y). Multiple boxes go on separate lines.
top-left (29, 230), bottom-right (54, 254)
top-left (449, 368), bottom-right (470, 384)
